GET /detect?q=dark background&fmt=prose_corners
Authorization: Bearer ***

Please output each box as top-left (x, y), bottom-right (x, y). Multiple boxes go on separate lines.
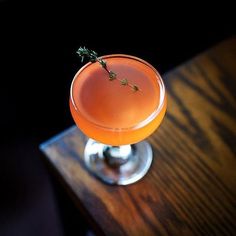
top-left (0, 1), bottom-right (235, 236)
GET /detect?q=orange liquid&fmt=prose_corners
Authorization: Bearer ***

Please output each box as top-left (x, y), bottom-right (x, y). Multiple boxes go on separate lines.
top-left (70, 55), bottom-right (167, 145)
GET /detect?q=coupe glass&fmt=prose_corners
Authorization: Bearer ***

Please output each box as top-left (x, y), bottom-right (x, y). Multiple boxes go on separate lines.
top-left (70, 54), bottom-right (167, 185)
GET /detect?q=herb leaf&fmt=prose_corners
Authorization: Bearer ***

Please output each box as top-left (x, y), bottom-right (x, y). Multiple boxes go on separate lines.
top-left (109, 71), bottom-right (117, 80)
top-left (121, 79), bottom-right (128, 86)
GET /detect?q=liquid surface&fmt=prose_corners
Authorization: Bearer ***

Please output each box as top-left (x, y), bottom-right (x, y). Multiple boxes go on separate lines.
top-left (70, 55), bottom-right (167, 145)
top-left (72, 56), bottom-right (160, 128)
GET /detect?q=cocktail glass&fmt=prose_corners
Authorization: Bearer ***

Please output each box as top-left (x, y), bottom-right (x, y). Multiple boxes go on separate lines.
top-left (70, 54), bottom-right (167, 185)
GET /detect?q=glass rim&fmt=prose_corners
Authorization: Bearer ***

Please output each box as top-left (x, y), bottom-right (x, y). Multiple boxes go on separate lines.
top-left (70, 54), bottom-right (166, 131)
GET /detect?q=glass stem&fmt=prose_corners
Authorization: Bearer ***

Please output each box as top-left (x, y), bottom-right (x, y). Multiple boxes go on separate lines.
top-left (103, 145), bottom-right (132, 167)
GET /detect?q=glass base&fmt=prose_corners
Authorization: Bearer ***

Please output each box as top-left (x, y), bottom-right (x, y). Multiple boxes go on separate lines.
top-left (84, 139), bottom-right (153, 185)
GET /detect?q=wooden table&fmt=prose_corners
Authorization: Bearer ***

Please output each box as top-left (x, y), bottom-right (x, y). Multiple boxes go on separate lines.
top-left (40, 37), bottom-right (236, 236)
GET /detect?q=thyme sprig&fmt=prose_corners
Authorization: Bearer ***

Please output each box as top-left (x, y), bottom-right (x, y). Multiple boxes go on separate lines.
top-left (76, 47), bottom-right (140, 92)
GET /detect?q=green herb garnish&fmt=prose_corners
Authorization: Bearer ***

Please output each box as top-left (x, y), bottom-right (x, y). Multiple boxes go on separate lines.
top-left (76, 47), bottom-right (140, 92)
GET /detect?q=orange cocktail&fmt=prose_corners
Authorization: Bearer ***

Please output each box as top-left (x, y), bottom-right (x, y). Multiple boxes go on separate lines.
top-left (70, 54), bottom-right (167, 146)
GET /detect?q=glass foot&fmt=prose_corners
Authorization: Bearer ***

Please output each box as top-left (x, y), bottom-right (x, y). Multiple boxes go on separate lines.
top-left (84, 139), bottom-right (153, 185)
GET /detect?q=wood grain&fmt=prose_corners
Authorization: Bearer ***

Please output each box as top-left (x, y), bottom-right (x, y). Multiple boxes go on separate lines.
top-left (40, 37), bottom-right (236, 236)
